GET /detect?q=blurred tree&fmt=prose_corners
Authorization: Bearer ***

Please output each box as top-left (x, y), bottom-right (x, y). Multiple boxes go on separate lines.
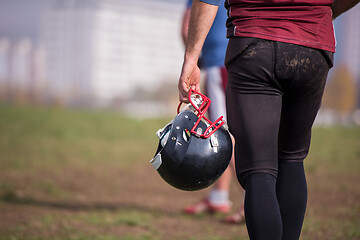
top-left (322, 65), bottom-right (357, 123)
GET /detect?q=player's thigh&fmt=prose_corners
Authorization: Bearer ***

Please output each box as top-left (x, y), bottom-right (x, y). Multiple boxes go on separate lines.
top-left (277, 45), bottom-right (331, 162)
top-left (226, 89), bottom-right (282, 186)
top-left (225, 39), bottom-right (282, 186)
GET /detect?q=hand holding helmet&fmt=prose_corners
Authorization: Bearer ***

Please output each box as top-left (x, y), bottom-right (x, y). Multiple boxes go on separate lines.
top-left (178, 58), bottom-right (201, 103)
top-left (150, 90), bottom-right (232, 191)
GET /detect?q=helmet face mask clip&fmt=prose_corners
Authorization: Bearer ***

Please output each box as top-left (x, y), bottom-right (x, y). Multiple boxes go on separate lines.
top-left (150, 90), bottom-right (232, 191)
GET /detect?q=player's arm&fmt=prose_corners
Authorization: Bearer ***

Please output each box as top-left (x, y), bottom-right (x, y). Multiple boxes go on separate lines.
top-left (332, 0), bottom-right (360, 20)
top-left (181, 7), bottom-right (191, 45)
top-left (178, 0), bottom-right (219, 103)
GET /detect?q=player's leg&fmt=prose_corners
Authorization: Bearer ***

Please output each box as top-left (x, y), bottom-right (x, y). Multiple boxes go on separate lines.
top-left (227, 90), bottom-right (283, 239)
top-left (276, 162), bottom-right (307, 240)
top-left (205, 66), bottom-right (233, 206)
top-left (184, 66), bottom-right (232, 214)
top-left (275, 43), bottom-right (332, 239)
top-left (223, 134), bottom-right (246, 224)
top-left (226, 38), bottom-right (283, 239)
top-left (206, 66), bottom-right (246, 222)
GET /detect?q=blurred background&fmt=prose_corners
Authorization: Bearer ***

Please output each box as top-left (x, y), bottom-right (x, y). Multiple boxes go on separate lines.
top-left (0, 0), bottom-right (359, 122)
top-left (0, 0), bottom-right (187, 118)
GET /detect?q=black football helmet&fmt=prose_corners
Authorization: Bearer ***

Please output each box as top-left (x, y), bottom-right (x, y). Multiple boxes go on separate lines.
top-left (150, 89), bottom-right (232, 191)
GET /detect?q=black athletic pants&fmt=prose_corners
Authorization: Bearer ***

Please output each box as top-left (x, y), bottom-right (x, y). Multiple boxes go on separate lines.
top-left (225, 37), bottom-right (333, 240)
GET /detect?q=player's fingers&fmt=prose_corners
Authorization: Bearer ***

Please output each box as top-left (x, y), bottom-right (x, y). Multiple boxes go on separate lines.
top-left (178, 79), bottom-right (190, 103)
top-left (194, 84), bottom-right (201, 93)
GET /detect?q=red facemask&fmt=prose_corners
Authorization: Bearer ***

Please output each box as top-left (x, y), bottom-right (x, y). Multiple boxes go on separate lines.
top-left (177, 89), bottom-right (225, 138)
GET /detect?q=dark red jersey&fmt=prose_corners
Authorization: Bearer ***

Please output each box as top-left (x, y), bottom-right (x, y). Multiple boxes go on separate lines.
top-left (225, 0), bottom-right (335, 52)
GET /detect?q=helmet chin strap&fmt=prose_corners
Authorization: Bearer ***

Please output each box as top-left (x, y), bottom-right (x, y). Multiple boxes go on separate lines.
top-left (177, 89), bottom-right (225, 139)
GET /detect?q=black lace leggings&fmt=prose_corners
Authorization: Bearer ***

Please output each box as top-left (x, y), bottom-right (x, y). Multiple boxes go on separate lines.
top-left (225, 38), bottom-right (332, 239)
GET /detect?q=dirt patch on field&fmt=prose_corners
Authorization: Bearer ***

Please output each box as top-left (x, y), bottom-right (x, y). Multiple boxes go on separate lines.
top-left (0, 163), bottom-right (247, 239)
top-left (0, 162), bottom-right (359, 240)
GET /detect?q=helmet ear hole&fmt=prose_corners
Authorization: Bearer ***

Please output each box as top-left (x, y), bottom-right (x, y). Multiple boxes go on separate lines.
top-left (182, 129), bottom-right (190, 142)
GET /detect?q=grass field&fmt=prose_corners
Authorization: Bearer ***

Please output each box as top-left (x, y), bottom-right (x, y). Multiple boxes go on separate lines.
top-left (0, 104), bottom-right (359, 240)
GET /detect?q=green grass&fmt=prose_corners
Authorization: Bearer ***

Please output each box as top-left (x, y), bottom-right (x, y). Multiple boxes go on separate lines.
top-left (0, 104), bottom-right (167, 171)
top-left (307, 126), bottom-right (360, 174)
top-left (0, 104), bottom-right (359, 240)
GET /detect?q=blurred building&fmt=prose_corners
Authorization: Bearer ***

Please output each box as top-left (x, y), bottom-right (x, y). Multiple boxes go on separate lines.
top-left (0, 39), bottom-right (10, 100)
top-left (0, 0), bottom-right (186, 107)
top-left (0, 39), bottom-right (10, 87)
top-left (0, 37), bottom-right (47, 102)
top-left (42, 0), bottom-right (186, 106)
top-left (333, 4), bottom-right (360, 83)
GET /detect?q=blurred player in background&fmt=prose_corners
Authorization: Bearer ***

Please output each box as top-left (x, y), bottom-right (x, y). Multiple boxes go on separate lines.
top-left (181, 0), bottom-right (245, 224)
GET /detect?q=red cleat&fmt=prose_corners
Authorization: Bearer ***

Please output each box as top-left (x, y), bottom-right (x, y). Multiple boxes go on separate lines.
top-left (183, 199), bottom-right (232, 215)
top-left (223, 206), bottom-right (245, 224)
